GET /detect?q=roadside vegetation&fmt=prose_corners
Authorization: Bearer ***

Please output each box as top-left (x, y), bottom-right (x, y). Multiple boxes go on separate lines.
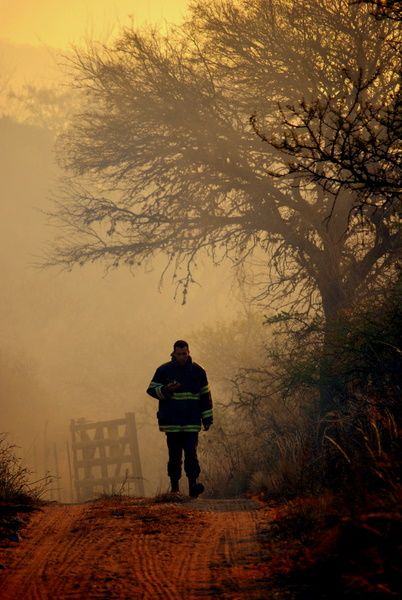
top-left (199, 276), bottom-right (401, 596)
top-left (0, 434), bottom-right (52, 545)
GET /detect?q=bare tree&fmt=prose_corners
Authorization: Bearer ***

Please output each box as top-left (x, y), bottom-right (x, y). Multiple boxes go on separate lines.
top-left (51, 0), bottom-right (400, 336)
top-left (251, 72), bottom-right (401, 214)
top-left (7, 85), bottom-right (77, 132)
top-left (251, 0), bottom-right (401, 215)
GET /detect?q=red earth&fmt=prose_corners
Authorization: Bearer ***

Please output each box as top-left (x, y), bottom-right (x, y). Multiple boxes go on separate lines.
top-left (0, 496), bottom-right (279, 599)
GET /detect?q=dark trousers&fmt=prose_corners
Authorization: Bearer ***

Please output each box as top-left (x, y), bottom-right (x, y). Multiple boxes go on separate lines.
top-left (166, 432), bottom-right (200, 481)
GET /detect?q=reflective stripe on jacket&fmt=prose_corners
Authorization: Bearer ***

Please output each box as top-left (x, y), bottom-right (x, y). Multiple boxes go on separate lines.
top-left (146, 356), bottom-right (213, 432)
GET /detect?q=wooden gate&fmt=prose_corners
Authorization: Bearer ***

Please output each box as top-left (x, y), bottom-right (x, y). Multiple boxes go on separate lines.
top-left (70, 412), bottom-right (144, 501)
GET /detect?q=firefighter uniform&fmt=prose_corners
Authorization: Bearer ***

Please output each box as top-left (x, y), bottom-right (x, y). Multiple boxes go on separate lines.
top-left (146, 355), bottom-right (213, 491)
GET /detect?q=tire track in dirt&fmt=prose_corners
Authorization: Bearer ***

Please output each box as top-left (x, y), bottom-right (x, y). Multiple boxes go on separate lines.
top-left (180, 499), bottom-right (263, 598)
top-left (129, 511), bottom-right (183, 600)
top-left (121, 499), bottom-right (263, 599)
top-left (0, 504), bottom-right (86, 600)
top-left (0, 498), bottom-right (268, 599)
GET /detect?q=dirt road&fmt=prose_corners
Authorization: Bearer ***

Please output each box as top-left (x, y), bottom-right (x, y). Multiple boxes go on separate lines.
top-left (0, 497), bottom-right (275, 599)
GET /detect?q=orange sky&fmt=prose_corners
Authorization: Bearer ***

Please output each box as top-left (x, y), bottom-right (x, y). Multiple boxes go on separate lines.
top-left (0, 0), bottom-right (189, 48)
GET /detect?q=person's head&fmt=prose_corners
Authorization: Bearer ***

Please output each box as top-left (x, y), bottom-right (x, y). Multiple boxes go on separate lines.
top-left (172, 340), bottom-right (190, 365)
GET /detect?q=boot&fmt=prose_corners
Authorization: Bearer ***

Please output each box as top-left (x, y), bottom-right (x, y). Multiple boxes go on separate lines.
top-left (188, 478), bottom-right (204, 498)
top-left (170, 479), bottom-right (180, 494)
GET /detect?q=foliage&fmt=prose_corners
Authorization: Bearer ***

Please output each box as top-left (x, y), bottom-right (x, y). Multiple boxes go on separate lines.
top-left (242, 279), bottom-right (402, 593)
top-left (231, 273), bottom-right (402, 501)
top-left (193, 312), bottom-right (273, 496)
top-left (194, 274), bottom-right (401, 500)
top-left (318, 275), bottom-right (402, 501)
top-left (192, 312), bottom-right (320, 498)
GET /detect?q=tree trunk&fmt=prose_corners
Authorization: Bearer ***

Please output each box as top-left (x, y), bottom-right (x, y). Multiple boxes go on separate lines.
top-left (318, 281), bottom-right (350, 416)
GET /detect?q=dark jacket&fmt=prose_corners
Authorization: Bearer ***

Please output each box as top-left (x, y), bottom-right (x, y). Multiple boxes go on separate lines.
top-left (146, 356), bottom-right (213, 432)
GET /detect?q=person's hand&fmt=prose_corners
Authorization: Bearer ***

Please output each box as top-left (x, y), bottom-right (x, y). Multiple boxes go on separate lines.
top-left (166, 382), bottom-right (181, 392)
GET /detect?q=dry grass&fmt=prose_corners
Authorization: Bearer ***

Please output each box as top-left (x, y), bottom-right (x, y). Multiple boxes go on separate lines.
top-left (0, 433), bottom-right (54, 545)
top-left (0, 433), bottom-right (52, 505)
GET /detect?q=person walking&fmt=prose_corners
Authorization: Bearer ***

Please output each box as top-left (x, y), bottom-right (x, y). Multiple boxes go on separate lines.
top-left (146, 340), bottom-right (213, 497)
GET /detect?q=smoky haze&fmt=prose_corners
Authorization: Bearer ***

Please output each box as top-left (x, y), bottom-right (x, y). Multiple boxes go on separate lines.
top-left (0, 107), bottom-right (240, 500)
top-left (1, 0), bottom-right (395, 503)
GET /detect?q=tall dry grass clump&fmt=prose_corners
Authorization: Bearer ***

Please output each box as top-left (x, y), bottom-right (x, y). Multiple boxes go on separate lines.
top-left (200, 385), bottom-right (320, 499)
top-left (0, 434), bottom-right (52, 505)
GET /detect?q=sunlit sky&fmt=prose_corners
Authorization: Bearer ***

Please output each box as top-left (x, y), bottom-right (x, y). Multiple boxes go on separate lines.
top-left (0, 0), bottom-right (189, 48)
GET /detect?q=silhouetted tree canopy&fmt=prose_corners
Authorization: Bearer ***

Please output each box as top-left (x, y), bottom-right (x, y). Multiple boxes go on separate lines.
top-left (251, 73), bottom-right (401, 214)
top-left (251, 0), bottom-right (401, 214)
top-left (353, 0), bottom-right (402, 21)
top-left (51, 0), bottom-right (401, 320)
